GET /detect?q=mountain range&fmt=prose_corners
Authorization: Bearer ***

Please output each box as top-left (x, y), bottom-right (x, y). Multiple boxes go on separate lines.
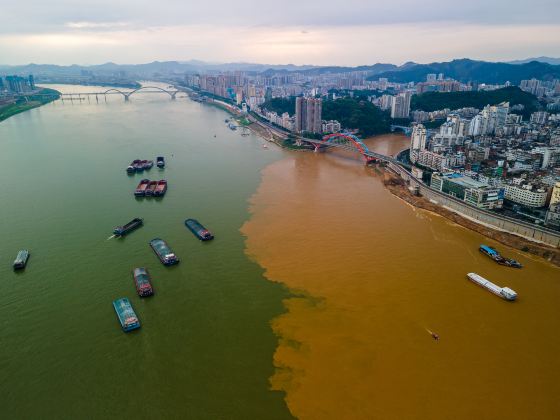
top-left (1, 58), bottom-right (559, 85)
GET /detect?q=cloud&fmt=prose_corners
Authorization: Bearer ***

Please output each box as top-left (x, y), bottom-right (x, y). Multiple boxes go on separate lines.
top-left (65, 21), bottom-right (131, 30)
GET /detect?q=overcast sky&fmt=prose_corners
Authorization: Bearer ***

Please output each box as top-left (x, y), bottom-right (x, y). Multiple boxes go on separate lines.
top-left (1, 0), bottom-right (559, 65)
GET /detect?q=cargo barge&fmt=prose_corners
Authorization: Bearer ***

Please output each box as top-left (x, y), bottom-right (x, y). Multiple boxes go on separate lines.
top-left (133, 268), bottom-right (154, 297)
top-left (185, 218), bottom-right (214, 241)
top-left (149, 238), bottom-right (179, 266)
top-left (479, 245), bottom-right (522, 268)
top-left (145, 180), bottom-right (158, 196)
top-left (113, 298), bottom-right (141, 332)
top-left (134, 179), bottom-right (150, 196)
top-left (153, 180), bottom-right (167, 197)
top-left (13, 250), bottom-right (30, 270)
top-left (126, 159), bottom-right (154, 173)
top-left (113, 218), bottom-right (143, 237)
top-left (466, 273), bottom-right (517, 301)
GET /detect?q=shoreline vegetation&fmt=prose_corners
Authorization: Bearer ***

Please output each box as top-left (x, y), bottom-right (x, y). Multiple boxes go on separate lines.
top-left (382, 169), bottom-right (560, 266)
top-left (0, 88), bottom-right (60, 123)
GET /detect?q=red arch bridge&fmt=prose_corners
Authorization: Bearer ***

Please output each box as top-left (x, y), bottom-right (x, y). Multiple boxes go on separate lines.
top-left (302, 133), bottom-right (400, 165)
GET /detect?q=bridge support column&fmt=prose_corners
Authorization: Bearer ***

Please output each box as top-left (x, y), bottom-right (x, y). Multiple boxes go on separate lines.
top-left (171, 92), bottom-right (177, 100)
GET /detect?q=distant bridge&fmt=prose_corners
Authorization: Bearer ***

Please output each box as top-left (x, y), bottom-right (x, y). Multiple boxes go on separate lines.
top-left (31, 86), bottom-right (180, 102)
top-left (390, 124), bottom-right (412, 135)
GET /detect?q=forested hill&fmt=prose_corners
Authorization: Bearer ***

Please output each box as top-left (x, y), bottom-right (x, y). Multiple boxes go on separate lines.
top-left (411, 87), bottom-right (540, 117)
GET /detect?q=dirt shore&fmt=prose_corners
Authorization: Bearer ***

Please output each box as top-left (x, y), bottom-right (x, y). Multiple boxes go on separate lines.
top-left (382, 169), bottom-right (560, 267)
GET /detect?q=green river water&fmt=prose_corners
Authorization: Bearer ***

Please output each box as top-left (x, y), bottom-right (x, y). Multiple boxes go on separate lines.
top-left (0, 84), bottom-right (293, 419)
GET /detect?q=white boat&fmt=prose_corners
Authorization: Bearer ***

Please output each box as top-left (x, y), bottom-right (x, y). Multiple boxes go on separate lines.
top-left (466, 273), bottom-right (517, 301)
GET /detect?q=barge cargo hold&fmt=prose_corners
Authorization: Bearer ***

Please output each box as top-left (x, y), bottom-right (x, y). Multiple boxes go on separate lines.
top-left (145, 180), bottom-right (158, 196)
top-left (13, 250), bottom-right (30, 270)
top-left (153, 180), bottom-right (167, 197)
top-left (149, 238), bottom-right (179, 266)
top-left (185, 218), bottom-right (214, 241)
top-left (466, 273), bottom-right (517, 301)
top-left (113, 298), bottom-right (141, 332)
top-left (113, 218), bottom-right (143, 237)
top-left (133, 268), bottom-right (154, 297)
top-left (134, 179), bottom-right (150, 196)
top-left (479, 245), bottom-right (522, 268)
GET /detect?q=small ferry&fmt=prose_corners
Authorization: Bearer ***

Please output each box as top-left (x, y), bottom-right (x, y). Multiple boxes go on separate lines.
top-left (185, 219), bottom-right (214, 241)
top-left (149, 238), bottom-right (179, 266)
top-left (145, 180), bottom-right (158, 196)
top-left (134, 179), bottom-right (150, 196)
top-left (466, 273), bottom-right (517, 301)
top-left (153, 180), bottom-right (167, 197)
top-left (113, 298), bottom-right (141, 332)
top-left (113, 218), bottom-right (143, 237)
top-left (156, 156), bottom-right (165, 168)
top-left (132, 267), bottom-right (154, 297)
top-left (13, 250), bottom-right (30, 270)
top-left (479, 245), bottom-right (522, 268)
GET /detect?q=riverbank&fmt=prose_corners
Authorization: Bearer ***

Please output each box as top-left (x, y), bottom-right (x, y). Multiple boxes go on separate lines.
top-left (382, 169), bottom-right (560, 266)
top-left (0, 88), bottom-right (60, 123)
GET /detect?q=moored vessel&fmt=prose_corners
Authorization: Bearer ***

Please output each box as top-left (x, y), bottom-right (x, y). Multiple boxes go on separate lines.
top-left (149, 238), bottom-right (179, 266)
top-left (466, 272), bottom-right (517, 301)
top-left (113, 298), bottom-right (141, 332)
top-left (153, 180), bottom-right (167, 197)
top-left (133, 267), bottom-right (154, 297)
top-left (479, 245), bottom-right (522, 268)
top-left (134, 179), bottom-right (150, 196)
top-left (156, 156), bottom-right (165, 168)
top-left (113, 218), bottom-right (143, 237)
top-left (145, 180), bottom-right (158, 196)
top-left (185, 218), bottom-right (214, 241)
top-left (13, 249), bottom-right (30, 270)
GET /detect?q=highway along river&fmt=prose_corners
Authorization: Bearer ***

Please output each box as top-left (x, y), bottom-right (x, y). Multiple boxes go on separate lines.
top-left (242, 134), bottom-right (560, 420)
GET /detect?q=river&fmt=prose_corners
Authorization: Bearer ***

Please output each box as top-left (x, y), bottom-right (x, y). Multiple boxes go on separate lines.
top-left (0, 84), bottom-right (292, 419)
top-left (2, 86), bottom-right (559, 419)
top-left (242, 134), bottom-right (560, 420)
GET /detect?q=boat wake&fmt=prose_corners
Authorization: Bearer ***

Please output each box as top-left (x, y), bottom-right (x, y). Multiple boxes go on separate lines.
top-left (425, 328), bottom-right (439, 341)
top-left (106, 235), bottom-right (116, 241)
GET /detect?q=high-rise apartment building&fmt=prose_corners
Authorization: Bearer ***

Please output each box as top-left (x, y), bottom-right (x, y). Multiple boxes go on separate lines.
top-left (295, 97), bottom-right (322, 134)
top-left (391, 91), bottom-right (412, 119)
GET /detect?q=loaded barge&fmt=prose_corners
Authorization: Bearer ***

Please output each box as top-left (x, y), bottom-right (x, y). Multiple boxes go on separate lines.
top-left (113, 298), bottom-right (141, 332)
top-left (113, 218), bottom-right (143, 237)
top-left (134, 179), bottom-right (150, 196)
top-left (13, 250), bottom-right (30, 270)
top-left (479, 245), bottom-right (522, 268)
top-left (133, 268), bottom-right (154, 297)
top-left (466, 273), bottom-right (517, 301)
top-left (149, 238), bottom-right (179, 266)
top-left (185, 219), bottom-right (214, 241)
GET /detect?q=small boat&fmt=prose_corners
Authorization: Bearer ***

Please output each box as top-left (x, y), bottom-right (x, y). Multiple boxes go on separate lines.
top-left (126, 165), bottom-right (135, 174)
top-left (113, 218), bottom-right (143, 237)
top-left (13, 249), bottom-right (30, 270)
top-left (479, 245), bottom-right (522, 268)
top-left (134, 179), bottom-right (150, 196)
top-left (132, 159), bottom-right (143, 172)
top-left (133, 268), bottom-right (154, 297)
top-left (145, 180), bottom-right (158, 196)
top-left (113, 298), bottom-right (141, 332)
top-left (185, 218), bottom-right (214, 241)
top-left (149, 238), bottom-right (179, 266)
top-left (153, 180), bottom-right (167, 197)
top-left (466, 273), bottom-right (517, 301)
top-left (156, 156), bottom-right (165, 168)
top-left (262, 143), bottom-right (269, 149)
top-left (144, 160), bottom-right (154, 170)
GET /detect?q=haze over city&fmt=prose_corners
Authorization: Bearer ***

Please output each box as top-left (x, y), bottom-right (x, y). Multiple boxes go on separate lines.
top-left (1, 0), bottom-right (560, 65)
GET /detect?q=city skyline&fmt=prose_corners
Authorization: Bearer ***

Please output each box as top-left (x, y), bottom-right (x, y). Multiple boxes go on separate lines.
top-left (1, 0), bottom-right (560, 65)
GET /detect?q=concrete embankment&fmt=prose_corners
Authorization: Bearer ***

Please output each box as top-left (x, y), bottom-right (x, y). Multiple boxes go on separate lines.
top-left (382, 165), bottom-right (560, 266)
